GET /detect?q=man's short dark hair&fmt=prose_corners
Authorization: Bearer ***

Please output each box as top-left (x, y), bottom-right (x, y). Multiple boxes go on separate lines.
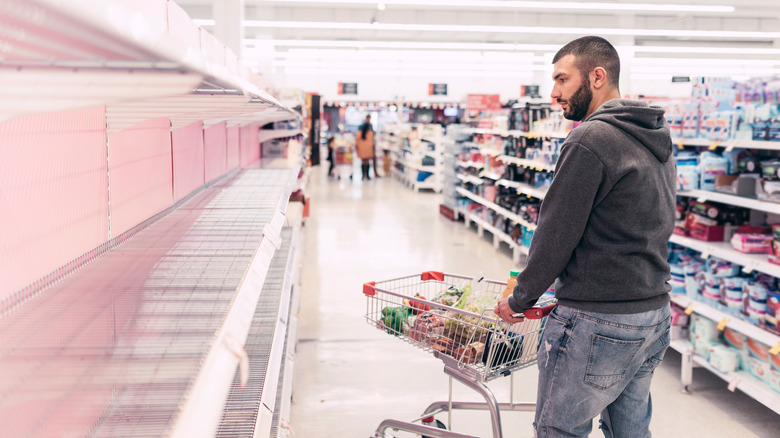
top-left (552, 36), bottom-right (620, 88)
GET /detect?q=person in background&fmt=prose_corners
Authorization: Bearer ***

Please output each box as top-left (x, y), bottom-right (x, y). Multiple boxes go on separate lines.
top-left (355, 115), bottom-right (375, 181)
top-left (493, 36), bottom-right (676, 438)
top-left (326, 137), bottom-right (336, 177)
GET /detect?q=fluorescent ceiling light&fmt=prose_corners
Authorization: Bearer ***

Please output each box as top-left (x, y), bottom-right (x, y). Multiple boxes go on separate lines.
top-left (265, 0), bottom-right (734, 13)
top-left (633, 46), bottom-right (780, 55)
top-left (271, 48), bottom-right (540, 62)
top-left (243, 21), bottom-right (780, 39)
top-left (251, 39), bottom-right (558, 51)
top-left (281, 67), bottom-right (535, 78)
top-left (632, 57), bottom-right (780, 66)
top-left (272, 60), bottom-right (545, 71)
top-left (250, 39), bottom-right (780, 56)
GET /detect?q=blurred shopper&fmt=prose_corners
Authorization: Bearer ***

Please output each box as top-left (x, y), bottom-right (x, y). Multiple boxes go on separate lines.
top-left (494, 36), bottom-right (676, 438)
top-left (326, 137), bottom-right (336, 177)
top-left (355, 115), bottom-right (375, 180)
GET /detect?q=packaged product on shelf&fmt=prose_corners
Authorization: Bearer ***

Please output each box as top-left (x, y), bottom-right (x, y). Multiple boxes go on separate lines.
top-left (699, 152), bottom-right (729, 191)
top-left (746, 299), bottom-right (768, 321)
top-left (677, 166), bottom-right (700, 192)
top-left (736, 154), bottom-right (761, 174)
top-left (670, 263), bottom-right (685, 293)
top-left (708, 258), bottom-right (742, 277)
top-left (723, 327), bottom-right (749, 370)
top-left (746, 337), bottom-right (772, 382)
top-left (770, 351), bottom-right (780, 393)
top-left (770, 226), bottom-right (780, 266)
top-left (764, 291), bottom-right (780, 333)
top-left (702, 283), bottom-right (722, 303)
top-left (690, 316), bottom-right (720, 357)
top-left (684, 263), bottom-right (704, 299)
top-left (722, 287), bottom-right (746, 310)
top-left (708, 344), bottom-right (739, 373)
top-left (670, 305), bottom-right (690, 340)
top-left (761, 160), bottom-right (780, 181)
top-left (731, 233), bottom-right (773, 254)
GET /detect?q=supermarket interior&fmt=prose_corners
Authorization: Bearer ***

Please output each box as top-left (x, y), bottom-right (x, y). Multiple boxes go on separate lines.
top-left (3, 1), bottom-right (780, 437)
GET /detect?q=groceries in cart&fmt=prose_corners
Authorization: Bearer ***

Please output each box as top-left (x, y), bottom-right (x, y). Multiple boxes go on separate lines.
top-left (363, 271), bottom-right (556, 438)
top-left (369, 272), bottom-right (555, 372)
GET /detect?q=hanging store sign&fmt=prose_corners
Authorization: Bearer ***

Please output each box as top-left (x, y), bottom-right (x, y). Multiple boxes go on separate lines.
top-left (429, 83), bottom-right (448, 96)
top-left (338, 82), bottom-right (358, 95)
top-left (672, 76), bottom-right (692, 83)
top-left (467, 94), bottom-right (501, 111)
top-left (521, 85), bottom-right (541, 98)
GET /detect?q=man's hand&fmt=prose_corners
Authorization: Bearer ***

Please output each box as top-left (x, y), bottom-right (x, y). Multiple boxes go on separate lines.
top-left (494, 297), bottom-right (526, 324)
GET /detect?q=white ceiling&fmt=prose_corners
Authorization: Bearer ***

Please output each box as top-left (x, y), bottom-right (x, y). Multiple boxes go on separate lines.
top-left (175, 0), bottom-right (780, 90)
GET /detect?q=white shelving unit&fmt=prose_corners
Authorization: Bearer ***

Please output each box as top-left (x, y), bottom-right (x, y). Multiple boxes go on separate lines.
top-left (258, 129), bottom-right (303, 144)
top-left (395, 158), bottom-right (442, 192)
top-left (668, 339), bottom-right (780, 415)
top-left (678, 189), bottom-right (780, 216)
top-left (498, 155), bottom-right (557, 173)
top-left (456, 187), bottom-right (532, 264)
top-left (673, 137), bottom-right (780, 152)
top-left (669, 234), bottom-right (780, 278)
top-left (496, 179), bottom-right (548, 200)
top-left (0, 1), bottom-right (303, 437)
top-left (670, 295), bottom-right (780, 348)
top-left (667, 137), bottom-right (780, 413)
top-left (480, 170), bottom-right (503, 180)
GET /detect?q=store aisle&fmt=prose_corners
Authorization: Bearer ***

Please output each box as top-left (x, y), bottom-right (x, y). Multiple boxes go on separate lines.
top-left (291, 167), bottom-right (780, 438)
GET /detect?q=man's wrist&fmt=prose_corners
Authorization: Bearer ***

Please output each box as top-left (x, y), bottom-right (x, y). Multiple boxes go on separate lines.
top-left (507, 296), bottom-right (525, 313)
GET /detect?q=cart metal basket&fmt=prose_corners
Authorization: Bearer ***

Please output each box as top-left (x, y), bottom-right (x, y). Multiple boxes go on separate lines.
top-left (363, 271), bottom-right (556, 438)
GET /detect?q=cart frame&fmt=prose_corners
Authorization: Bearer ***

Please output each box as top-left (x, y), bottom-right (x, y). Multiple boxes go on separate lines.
top-left (363, 271), bottom-right (555, 438)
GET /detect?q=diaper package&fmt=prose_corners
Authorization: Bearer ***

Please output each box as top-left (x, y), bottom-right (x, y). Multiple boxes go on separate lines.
top-left (746, 337), bottom-right (771, 382)
top-left (709, 345), bottom-right (739, 373)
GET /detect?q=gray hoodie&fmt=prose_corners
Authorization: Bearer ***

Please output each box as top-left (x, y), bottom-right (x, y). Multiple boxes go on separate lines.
top-left (508, 99), bottom-right (677, 314)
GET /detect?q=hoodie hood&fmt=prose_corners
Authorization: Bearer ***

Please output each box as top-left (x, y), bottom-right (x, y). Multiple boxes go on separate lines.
top-left (586, 99), bottom-right (672, 163)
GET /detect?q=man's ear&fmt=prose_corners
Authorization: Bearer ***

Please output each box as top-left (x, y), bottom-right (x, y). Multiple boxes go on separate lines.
top-left (591, 67), bottom-right (608, 89)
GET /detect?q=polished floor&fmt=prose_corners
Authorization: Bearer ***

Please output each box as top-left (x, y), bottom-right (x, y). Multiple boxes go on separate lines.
top-left (290, 164), bottom-right (780, 438)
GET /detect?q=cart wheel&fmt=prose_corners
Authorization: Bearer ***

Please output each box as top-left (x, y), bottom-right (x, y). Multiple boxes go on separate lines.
top-left (421, 418), bottom-right (447, 437)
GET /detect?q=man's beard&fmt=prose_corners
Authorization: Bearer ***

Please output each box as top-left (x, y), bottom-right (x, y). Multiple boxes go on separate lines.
top-left (560, 78), bottom-right (592, 121)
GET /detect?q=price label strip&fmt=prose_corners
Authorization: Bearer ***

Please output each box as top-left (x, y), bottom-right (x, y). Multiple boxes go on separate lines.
top-left (770, 343), bottom-right (780, 356)
top-left (684, 303), bottom-right (696, 316)
top-left (708, 141), bottom-right (720, 151)
top-left (728, 376), bottom-right (741, 393)
top-left (717, 318), bottom-right (729, 331)
top-left (677, 140), bottom-right (685, 150)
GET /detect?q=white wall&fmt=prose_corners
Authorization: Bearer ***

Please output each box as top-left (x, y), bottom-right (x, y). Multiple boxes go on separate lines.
top-left (273, 69), bottom-right (553, 103)
top-left (273, 68), bottom-right (694, 103)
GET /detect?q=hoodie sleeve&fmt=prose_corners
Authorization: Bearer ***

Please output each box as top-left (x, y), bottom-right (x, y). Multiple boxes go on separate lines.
top-left (508, 142), bottom-right (607, 313)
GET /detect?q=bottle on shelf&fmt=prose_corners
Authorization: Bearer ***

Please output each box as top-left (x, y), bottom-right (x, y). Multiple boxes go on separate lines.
top-left (502, 270), bottom-right (520, 298)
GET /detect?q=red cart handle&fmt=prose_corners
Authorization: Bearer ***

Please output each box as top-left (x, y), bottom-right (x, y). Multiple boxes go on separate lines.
top-left (521, 304), bottom-right (556, 319)
top-left (421, 271), bottom-right (444, 281)
top-left (363, 281), bottom-right (376, 296)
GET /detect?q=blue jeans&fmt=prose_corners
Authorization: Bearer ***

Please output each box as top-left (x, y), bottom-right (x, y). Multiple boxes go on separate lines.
top-left (534, 304), bottom-right (671, 438)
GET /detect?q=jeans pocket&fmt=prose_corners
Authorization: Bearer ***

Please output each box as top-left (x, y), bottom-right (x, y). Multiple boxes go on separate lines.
top-left (585, 334), bottom-right (644, 390)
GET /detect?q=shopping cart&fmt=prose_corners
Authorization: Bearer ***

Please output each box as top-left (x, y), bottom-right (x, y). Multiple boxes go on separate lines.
top-left (334, 143), bottom-right (354, 180)
top-left (363, 271), bottom-right (556, 438)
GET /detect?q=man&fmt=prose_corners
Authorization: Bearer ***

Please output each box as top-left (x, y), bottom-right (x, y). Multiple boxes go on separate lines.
top-left (494, 36), bottom-right (676, 437)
